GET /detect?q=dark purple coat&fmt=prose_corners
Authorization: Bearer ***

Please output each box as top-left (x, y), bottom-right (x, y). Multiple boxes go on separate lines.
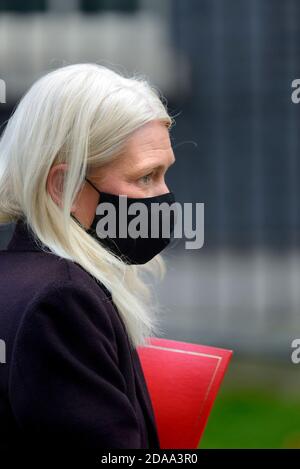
top-left (0, 219), bottom-right (160, 452)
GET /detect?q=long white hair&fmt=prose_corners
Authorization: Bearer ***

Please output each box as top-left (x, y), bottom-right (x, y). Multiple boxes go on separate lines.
top-left (0, 63), bottom-right (174, 349)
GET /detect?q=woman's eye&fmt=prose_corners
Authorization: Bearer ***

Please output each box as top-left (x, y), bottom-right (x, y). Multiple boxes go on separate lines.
top-left (139, 172), bottom-right (154, 184)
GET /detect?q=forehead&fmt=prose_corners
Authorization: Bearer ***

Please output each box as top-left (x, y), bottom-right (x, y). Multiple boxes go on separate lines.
top-left (120, 120), bottom-right (175, 169)
top-left (126, 120), bottom-right (170, 147)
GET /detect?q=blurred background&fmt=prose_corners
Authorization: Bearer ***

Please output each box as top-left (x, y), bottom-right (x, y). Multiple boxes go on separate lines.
top-left (1, 0), bottom-right (300, 448)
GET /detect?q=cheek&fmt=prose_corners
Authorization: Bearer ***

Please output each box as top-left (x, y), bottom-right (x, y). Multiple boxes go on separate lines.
top-left (104, 177), bottom-right (146, 197)
top-left (99, 171), bottom-right (139, 196)
top-left (100, 177), bottom-right (131, 195)
top-left (72, 186), bottom-right (99, 228)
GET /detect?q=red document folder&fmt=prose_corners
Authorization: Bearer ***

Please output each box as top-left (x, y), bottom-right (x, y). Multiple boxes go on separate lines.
top-left (136, 337), bottom-right (233, 449)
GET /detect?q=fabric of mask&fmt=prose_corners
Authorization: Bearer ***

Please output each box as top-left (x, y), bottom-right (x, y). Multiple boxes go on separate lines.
top-left (81, 178), bottom-right (177, 265)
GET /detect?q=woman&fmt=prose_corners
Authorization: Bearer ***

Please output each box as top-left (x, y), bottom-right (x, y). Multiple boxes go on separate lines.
top-left (0, 63), bottom-right (176, 453)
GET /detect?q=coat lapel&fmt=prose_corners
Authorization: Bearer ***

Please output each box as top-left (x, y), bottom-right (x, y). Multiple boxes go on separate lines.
top-left (130, 346), bottom-right (161, 448)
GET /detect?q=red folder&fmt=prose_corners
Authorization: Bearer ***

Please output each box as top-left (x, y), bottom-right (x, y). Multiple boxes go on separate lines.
top-left (136, 337), bottom-right (233, 449)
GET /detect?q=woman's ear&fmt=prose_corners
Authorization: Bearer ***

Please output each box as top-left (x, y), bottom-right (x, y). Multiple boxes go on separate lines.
top-left (46, 163), bottom-right (69, 209)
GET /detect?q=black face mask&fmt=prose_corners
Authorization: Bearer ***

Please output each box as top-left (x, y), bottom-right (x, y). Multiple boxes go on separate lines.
top-left (79, 178), bottom-right (176, 265)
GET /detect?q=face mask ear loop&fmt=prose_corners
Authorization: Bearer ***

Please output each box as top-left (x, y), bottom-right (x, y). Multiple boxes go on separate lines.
top-left (85, 178), bottom-right (122, 256)
top-left (85, 177), bottom-right (101, 195)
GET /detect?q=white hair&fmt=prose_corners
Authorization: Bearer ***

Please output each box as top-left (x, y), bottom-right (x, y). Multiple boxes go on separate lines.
top-left (0, 63), bottom-right (174, 349)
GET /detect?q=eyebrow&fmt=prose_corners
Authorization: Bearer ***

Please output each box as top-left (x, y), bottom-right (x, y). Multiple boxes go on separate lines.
top-left (133, 157), bottom-right (176, 176)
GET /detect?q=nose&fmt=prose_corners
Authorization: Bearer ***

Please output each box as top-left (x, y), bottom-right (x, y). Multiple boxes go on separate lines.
top-left (157, 180), bottom-right (170, 196)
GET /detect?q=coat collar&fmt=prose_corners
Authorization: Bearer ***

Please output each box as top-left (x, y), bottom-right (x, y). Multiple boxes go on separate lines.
top-left (6, 218), bottom-right (50, 253)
